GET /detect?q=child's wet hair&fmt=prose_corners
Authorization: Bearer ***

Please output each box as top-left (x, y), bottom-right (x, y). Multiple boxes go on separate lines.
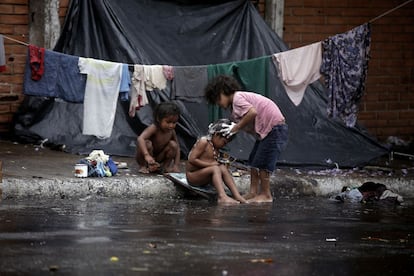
top-left (153, 102), bottom-right (180, 126)
top-left (207, 118), bottom-right (235, 141)
top-left (204, 75), bottom-right (241, 105)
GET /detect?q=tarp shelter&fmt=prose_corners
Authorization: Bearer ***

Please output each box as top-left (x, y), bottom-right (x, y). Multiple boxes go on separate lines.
top-left (13, 0), bottom-right (389, 168)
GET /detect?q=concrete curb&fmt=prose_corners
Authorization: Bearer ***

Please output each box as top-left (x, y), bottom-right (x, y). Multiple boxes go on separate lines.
top-left (1, 173), bottom-right (412, 200)
top-left (1, 176), bottom-right (177, 199)
top-left (280, 174), bottom-right (412, 196)
top-left (0, 175), bottom-right (250, 200)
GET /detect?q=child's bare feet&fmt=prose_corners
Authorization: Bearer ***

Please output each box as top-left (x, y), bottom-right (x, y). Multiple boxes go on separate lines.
top-left (138, 166), bottom-right (150, 174)
top-left (235, 195), bottom-right (248, 204)
top-left (243, 193), bottom-right (256, 200)
top-left (218, 196), bottom-right (240, 204)
top-left (247, 194), bottom-right (273, 203)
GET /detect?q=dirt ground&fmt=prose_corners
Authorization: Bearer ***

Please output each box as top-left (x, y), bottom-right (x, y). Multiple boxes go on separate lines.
top-left (1, 138), bottom-right (414, 180)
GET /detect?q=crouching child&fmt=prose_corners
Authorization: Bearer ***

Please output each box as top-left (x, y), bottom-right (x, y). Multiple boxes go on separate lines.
top-left (136, 101), bottom-right (181, 173)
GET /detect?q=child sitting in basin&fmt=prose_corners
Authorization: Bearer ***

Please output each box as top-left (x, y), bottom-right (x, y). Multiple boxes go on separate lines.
top-left (186, 119), bottom-right (247, 204)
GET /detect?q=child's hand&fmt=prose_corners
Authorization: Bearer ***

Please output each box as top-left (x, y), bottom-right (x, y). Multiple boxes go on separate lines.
top-left (220, 122), bottom-right (237, 137)
top-left (145, 155), bottom-right (160, 172)
top-left (144, 155), bottom-right (155, 165)
top-left (148, 162), bottom-right (161, 172)
top-left (211, 161), bottom-right (220, 167)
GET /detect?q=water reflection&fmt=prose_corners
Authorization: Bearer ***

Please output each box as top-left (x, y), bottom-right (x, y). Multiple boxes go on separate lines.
top-left (0, 197), bottom-right (413, 275)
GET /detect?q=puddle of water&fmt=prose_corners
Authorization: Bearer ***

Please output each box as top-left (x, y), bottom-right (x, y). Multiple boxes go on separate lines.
top-left (77, 236), bottom-right (111, 244)
top-left (0, 197), bottom-right (413, 275)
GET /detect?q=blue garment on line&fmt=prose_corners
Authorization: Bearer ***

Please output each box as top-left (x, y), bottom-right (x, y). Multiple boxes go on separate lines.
top-left (119, 63), bottom-right (131, 101)
top-left (23, 49), bottom-right (87, 103)
top-left (320, 23), bottom-right (371, 127)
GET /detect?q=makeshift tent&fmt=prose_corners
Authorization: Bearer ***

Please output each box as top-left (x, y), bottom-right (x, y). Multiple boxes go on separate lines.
top-left (13, 0), bottom-right (389, 168)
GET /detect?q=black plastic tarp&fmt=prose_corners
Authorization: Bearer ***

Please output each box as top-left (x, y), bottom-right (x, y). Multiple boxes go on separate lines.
top-left (13, 0), bottom-right (389, 167)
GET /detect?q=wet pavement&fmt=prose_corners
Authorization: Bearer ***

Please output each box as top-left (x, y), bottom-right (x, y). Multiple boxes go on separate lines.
top-left (1, 139), bottom-right (414, 200)
top-left (0, 196), bottom-right (413, 275)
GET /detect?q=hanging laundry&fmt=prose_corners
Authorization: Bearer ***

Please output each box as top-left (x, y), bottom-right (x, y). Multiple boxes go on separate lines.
top-left (129, 64), bottom-right (169, 117)
top-left (23, 49), bottom-right (87, 102)
top-left (143, 65), bottom-right (167, 91)
top-left (207, 56), bottom-right (269, 122)
top-left (130, 64), bottom-right (148, 117)
top-left (172, 65), bottom-right (208, 103)
top-left (0, 35), bottom-right (6, 72)
top-left (163, 65), bottom-right (174, 80)
top-left (119, 64), bottom-right (131, 101)
top-left (28, 45), bottom-right (45, 80)
top-left (320, 23), bottom-right (371, 127)
top-left (272, 42), bottom-right (322, 106)
top-left (78, 57), bottom-right (122, 139)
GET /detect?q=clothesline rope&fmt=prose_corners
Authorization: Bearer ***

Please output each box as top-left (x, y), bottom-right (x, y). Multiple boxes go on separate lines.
top-left (1, 0), bottom-right (413, 49)
top-left (369, 0), bottom-right (413, 23)
top-left (1, 34), bottom-right (29, 46)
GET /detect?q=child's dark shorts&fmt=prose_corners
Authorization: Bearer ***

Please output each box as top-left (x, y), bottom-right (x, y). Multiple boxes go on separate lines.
top-left (248, 124), bottom-right (288, 172)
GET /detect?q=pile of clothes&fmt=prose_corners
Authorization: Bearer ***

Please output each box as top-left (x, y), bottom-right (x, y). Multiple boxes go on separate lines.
top-left (79, 150), bottom-right (118, 177)
top-left (330, 181), bottom-right (404, 204)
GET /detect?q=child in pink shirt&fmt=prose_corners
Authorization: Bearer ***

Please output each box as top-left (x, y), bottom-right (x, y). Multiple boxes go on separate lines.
top-left (204, 75), bottom-right (288, 203)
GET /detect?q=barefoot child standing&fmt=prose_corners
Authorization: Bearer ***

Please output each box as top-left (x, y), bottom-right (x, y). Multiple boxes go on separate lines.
top-left (204, 75), bottom-right (288, 203)
top-left (186, 119), bottom-right (247, 204)
top-left (136, 101), bottom-right (181, 173)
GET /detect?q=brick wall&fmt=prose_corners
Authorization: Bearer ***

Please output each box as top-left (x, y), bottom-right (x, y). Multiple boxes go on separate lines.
top-left (0, 0), bottom-right (412, 144)
top-left (283, 0), bottom-right (414, 143)
top-left (0, 0), bottom-right (28, 135)
top-left (0, 0), bottom-right (68, 137)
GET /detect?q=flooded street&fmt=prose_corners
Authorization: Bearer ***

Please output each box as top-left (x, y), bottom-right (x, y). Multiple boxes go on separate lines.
top-left (0, 196), bottom-right (413, 275)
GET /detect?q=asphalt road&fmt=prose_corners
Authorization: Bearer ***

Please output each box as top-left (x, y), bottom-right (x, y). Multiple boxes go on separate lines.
top-left (0, 196), bottom-right (413, 275)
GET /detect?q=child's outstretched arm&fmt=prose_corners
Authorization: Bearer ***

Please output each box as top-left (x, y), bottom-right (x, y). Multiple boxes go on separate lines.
top-left (137, 124), bottom-right (157, 165)
top-left (232, 107), bottom-right (257, 133)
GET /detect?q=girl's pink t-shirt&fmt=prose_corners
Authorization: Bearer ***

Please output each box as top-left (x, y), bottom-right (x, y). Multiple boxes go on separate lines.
top-left (231, 91), bottom-right (285, 139)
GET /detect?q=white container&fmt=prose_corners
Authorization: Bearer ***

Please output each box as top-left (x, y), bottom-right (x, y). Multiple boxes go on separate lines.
top-left (74, 164), bottom-right (88, 178)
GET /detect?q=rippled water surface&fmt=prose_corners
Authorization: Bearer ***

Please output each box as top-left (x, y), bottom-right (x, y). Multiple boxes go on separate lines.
top-left (0, 197), bottom-right (413, 275)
